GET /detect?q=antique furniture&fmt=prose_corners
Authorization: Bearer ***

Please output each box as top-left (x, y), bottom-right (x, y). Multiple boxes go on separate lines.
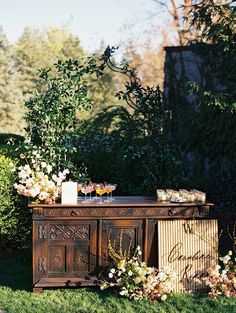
top-left (31, 196), bottom-right (213, 292)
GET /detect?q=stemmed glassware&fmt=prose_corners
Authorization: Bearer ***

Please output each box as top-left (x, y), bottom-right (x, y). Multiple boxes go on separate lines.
top-left (81, 184), bottom-right (92, 203)
top-left (95, 183), bottom-right (106, 204)
top-left (104, 184), bottom-right (112, 203)
top-left (78, 181), bottom-right (117, 204)
top-left (109, 183), bottom-right (117, 201)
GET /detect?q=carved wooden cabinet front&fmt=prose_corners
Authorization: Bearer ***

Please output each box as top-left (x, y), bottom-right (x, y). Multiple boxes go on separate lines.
top-left (33, 220), bottom-right (97, 286)
top-left (31, 198), bottom-right (212, 291)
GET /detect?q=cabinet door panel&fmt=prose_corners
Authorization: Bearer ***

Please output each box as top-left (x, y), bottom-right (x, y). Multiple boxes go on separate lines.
top-left (73, 245), bottom-right (90, 273)
top-left (47, 221), bottom-right (97, 278)
top-left (48, 245), bottom-right (66, 273)
top-left (102, 220), bottom-right (143, 267)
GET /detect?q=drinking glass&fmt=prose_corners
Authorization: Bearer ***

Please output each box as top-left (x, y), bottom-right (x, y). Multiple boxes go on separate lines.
top-left (88, 181), bottom-right (94, 202)
top-left (81, 185), bottom-right (92, 203)
top-left (104, 184), bottom-right (112, 203)
top-left (95, 184), bottom-right (106, 204)
top-left (109, 183), bottom-right (117, 201)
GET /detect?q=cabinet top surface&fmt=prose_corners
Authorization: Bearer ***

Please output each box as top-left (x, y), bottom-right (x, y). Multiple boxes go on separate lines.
top-left (29, 196), bottom-right (213, 207)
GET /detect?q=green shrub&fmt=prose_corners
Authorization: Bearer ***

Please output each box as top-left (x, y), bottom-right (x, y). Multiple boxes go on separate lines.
top-left (76, 106), bottom-right (185, 195)
top-left (0, 155), bottom-right (18, 247)
top-left (0, 154), bottom-right (30, 248)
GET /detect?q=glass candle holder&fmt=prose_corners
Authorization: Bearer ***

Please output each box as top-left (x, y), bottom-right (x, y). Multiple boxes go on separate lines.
top-left (156, 189), bottom-right (167, 201)
top-left (186, 191), bottom-right (195, 202)
top-left (166, 189), bottom-right (179, 200)
top-left (192, 189), bottom-right (206, 203)
top-left (179, 189), bottom-right (188, 198)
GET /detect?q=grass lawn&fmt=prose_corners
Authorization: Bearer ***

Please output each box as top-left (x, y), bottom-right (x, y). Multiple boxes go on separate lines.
top-left (0, 250), bottom-right (236, 313)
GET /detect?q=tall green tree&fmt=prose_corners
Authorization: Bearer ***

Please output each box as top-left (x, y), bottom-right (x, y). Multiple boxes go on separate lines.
top-left (0, 28), bottom-right (24, 134)
top-left (15, 26), bottom-right (85, 98)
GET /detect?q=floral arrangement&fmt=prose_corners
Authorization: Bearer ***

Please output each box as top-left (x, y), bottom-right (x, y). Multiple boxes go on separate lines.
top-left (14, 152), bottom-right (69, 204)
top-left (100, 246), bottom-right (176, 302)
top-left (204, 251), bottom-right (236, 298)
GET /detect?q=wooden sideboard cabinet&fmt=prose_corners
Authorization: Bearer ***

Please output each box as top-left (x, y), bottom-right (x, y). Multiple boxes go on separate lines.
top-left (31, 196), bottom-right (213, 292)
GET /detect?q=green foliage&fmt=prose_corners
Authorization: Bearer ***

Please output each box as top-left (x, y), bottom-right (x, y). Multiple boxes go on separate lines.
top-left (76, 105), bottom-right (185, 195)
top-left (0, 155), bottom-right (17, 246)
top-left (188, 1), bottom-right (236, 113)
top-left (169, 1), bottom-right (236, 199)
top-left (15, 26), bottom-right (85, 97)
top-left (1, 251), bottom-right (236, 313)
top-left (0, 28), bottom-right (24, 134)
top-left (23, 57), bottom-right (106, 179)
top-left (0, 145), bottom-right (31, 248)
top-left (73, 46), bottom-right (185, 195)
top-left (0, 154), bottom-right (30, 248)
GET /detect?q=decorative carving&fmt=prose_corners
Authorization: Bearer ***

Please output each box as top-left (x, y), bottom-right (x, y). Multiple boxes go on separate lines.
top-left (48, 209), bottom-right (55, 215)
top-left (108, 228), bottom-right (136, 260)
top-left (44, 206), bottom-right (206, 218)
top-left (33, 207), bottom-right (44, 218)
top-left (54, 256), bottom-right (61, 264)
top-left (49, 225), bottom-right (89, 240)
top-left (39, 258), bottom-right (47, 271)
top-left (38, 225), bottom-right (47, 239)
top-left (184, 208), bottom-right (194, 217)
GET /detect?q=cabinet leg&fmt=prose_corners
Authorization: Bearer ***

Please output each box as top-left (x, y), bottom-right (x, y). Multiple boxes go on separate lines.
top-left (33, 287), bottom-right (43, 293)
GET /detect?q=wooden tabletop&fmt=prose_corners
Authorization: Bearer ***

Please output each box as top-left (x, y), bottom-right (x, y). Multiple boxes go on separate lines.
top-left (29, 196), bottom-right (213, 207)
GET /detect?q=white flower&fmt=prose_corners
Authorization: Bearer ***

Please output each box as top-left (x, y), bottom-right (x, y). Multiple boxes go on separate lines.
top-left (228, 250), bottom-right (233, 256)
top-left (52, 174), bottom-right (58, 182)
top-left (136, 245), bottom-right (141, 250)
top-left (63, 169), bottom-right (70, 175)
top-left (110, 268), bottom-right (116, 274)
top-left (119, 289), bottom-right (128, 296)
top-left (46, 165), bottom-right (52, 173)
top-left (41, 162), bottom-right (47, 168)
top-left (100, 285), bottom-right (104, 290)
top-left (108, 273), bottom-right (113, 278)
top-left (32, 151), bottom-right (37, 156)
top-left (161, 294), bottom-right (167, 301)
top-left (157, 272), bottom-right (167, 281)
top-left (219, 255), bottom-right (231, 264)
top-left (128, 270), bottom-right (133, 276)
top-left (133, 277), bottom-right (142, 284)
top-left (20, 153), bottom-right (25, 159)
top-left (138, 250), bottom-right (142, 255)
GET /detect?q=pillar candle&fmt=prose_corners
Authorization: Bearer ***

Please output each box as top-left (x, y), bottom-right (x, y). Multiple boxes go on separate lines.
top-left (61, 182), bottom-right (78, 204)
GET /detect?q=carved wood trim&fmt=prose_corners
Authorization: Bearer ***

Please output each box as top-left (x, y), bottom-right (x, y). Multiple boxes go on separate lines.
top-left (38, 258), bottom-right (47, 271)
top-left (44, 206), bottom-right (203, 218)
top-left (33, 207), bottom-right (44, 218)
top-left (38, 225), bottom-right (47, 239)
top-left (49, 225), bottom-right (89, 240)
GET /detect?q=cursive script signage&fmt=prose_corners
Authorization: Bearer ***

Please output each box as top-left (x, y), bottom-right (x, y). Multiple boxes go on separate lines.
top-left (158, 220), bottom-right (218, 292)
